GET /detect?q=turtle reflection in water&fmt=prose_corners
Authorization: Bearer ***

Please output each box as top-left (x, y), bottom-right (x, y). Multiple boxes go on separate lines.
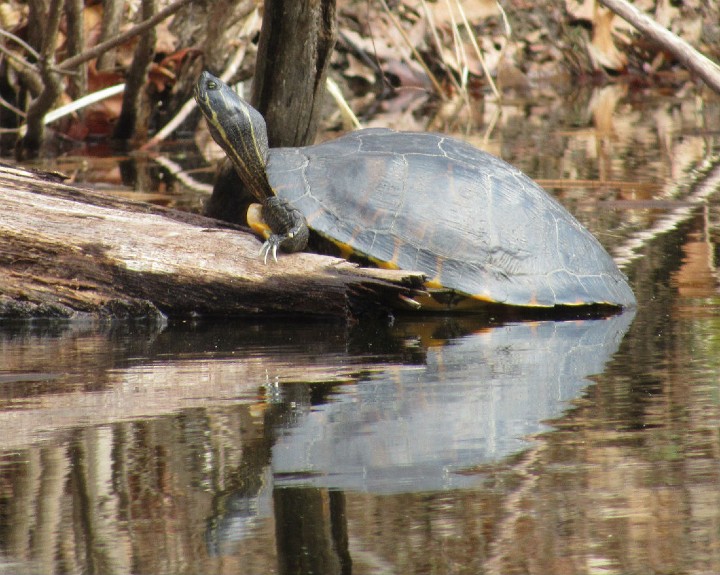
top-left (194, 71), bottom-right (635, 311)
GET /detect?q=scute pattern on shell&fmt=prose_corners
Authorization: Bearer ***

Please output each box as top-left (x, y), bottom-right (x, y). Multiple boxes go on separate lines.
top-left (266, 128), bottom-right (635, 308)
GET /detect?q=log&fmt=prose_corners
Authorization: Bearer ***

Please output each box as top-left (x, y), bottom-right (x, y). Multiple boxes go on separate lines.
top-left (0, 162), bottom-right (425, 321)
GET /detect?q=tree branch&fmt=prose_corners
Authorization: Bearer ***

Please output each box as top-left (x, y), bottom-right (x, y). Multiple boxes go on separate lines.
top-left (58, 0), bottom-right (193, 72)
top-left (17, 0), bottom-right (64, 158)
top-left (598, 0), bottom-right (720, 94)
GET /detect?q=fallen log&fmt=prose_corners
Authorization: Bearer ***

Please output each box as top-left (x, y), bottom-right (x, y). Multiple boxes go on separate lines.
top-left (0, 162), bottom-right (425, 321)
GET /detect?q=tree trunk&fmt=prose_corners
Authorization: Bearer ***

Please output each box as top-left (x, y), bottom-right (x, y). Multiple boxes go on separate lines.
top-left (252, 0), bottom-right (337, 147)
top-left (0, 163), bottom-right (424, 321)
top-left (206, 0), bottom-right (337, 230)
top-left (113, 0), bottom-right (157, 141)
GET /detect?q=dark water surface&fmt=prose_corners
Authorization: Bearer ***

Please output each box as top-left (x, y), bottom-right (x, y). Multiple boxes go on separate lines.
top-left (2, 86), bottom-right (720, 574)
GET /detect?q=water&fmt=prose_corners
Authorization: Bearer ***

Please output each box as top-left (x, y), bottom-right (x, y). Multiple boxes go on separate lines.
top-left (1, 86), bottom-right (720, 574)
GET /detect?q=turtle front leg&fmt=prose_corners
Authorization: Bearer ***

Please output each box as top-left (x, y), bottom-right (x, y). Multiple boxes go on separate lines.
top-left (248, 197), bottom-right (310, 263)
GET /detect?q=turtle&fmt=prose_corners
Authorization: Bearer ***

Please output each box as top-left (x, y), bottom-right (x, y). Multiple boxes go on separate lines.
top-left (194, 71), bottom-right (636, 310)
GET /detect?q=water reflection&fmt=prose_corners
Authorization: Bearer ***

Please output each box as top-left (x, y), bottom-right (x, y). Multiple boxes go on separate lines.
top-left (271, 313), bottom-right (634, 493)
top-left (0, 312), bottom-right (631, 574)
top-left (2, 84), bottom-right (719, 574)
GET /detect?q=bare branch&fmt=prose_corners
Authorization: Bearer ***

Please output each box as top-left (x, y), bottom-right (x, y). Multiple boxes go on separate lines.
top-left (113, 0), bottom-right (157, 140)
top-left (64, 0), bottom-right (87, 98)
top-left (58, 0), bottom-right (193, 72)
top-left (96, 0), bottom-right (125, 70)
top-left (17, 0), bottom-right (64, 158)
top-left (0, 28), bottom-right (40, 61)
top-left (598, 0), bottom-right (720, 94)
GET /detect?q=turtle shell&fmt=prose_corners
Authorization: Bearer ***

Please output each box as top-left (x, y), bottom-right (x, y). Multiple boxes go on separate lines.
top-left (265, 128), bottom-right (635, 308)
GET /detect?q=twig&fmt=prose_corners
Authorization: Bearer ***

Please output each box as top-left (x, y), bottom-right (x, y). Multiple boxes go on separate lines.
top-left (326, 77), bottom-right (362, 129)
top-left (377, 0), bottom-right (447, 98)
top-left (0, 94), bottom-right (25, 119)
top-left (0, 28), bottom-right (44, 97)
top-left (0, 28), bottom-right (40, 61)
top-left (58, 0), bottom-right (193, 72)
top-left (420, 0), bottom-right (463, 96)
top-left (152, 155), bottom-right (214, 195)
top-left (455, 0), bottom-right (500, 100)
top-left (0, 43), bottom-right (36, 74)
top-left (15, 84), bottom-right (125, 137)
top-left (482, 104), bottom-right (501, 145)
top-left (139, 85), bottom-right (197, 149)
top-left (442, 0), bottom-right (470, 93)
top-left (496, 0), bottom-right (511, 37)
top-left (43, 84), bottom-right (125, 126)
top-left (598, 0), bottom-right (720, 94)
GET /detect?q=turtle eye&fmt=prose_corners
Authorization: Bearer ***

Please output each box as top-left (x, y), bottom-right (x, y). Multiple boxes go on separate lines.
top-left (207, 80), bottom-right (217, 90)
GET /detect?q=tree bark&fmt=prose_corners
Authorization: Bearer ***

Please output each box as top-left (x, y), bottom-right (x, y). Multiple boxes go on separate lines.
top-left (0, 163), bottom-right (423, 321)
top-left (206, 0), bottom-right (337, 231)
top-left (96, 0), bottom-right (124, 71)
top-left (251, 0), bottom-right (337, 147)
top-left (16, 0), bottom-right (64, 160)
top-left (113, 0), bottom-right (156, 141)
top-left (64, 0), bottom-right (87, 100)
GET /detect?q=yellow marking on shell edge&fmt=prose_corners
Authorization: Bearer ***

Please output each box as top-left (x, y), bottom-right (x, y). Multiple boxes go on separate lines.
top-left (425, 276), bottom-right (444, 289)
top-left (468, 293), bottom-right (496, 303)
top-left (375, 260), bottom-right (399, 270)
top-left (332, 241), bottom-right (355, 260)
top-left (361, 243), bottom-right (402, 270)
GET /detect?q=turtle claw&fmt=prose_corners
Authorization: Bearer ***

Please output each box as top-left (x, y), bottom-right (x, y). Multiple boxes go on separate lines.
top-left (259, 236), bottom-right (282, 264)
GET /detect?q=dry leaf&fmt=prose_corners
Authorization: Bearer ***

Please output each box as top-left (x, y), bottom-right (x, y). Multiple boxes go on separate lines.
top-left (344, 53), bottom-right (376, 83)
top-left (588, 6), bottom-right (627, 70)
top-left (565, 0), bottom-right (595, 22)
top-left (429, 0), bottom-right (499, 30)
top-left (0, 2), bottom-right (25, 29)
top-left (342, 28), bottom-right (402, 62)
top-left (82, 3), bottom-right (104, 47)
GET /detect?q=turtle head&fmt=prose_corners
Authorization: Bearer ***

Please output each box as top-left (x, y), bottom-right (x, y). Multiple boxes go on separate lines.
top-left (195, 71), bottom-right (273, 201)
